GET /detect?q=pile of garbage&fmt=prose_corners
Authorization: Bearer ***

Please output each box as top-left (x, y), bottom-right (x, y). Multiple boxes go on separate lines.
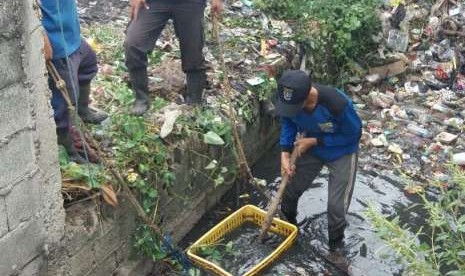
top-left (352, 0), bottom-right (465, 190)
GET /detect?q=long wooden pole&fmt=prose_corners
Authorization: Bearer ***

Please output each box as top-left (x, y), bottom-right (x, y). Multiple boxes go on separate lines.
top-left (259, 150), bottom-right (298, 241)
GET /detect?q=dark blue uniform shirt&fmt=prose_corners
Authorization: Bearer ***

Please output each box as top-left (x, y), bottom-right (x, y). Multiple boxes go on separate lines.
top-left (280, 84), bottom-right (362, 162)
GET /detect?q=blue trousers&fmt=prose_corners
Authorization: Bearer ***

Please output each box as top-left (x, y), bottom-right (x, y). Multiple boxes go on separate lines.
top-left (48, 39), bottom-right (98, 130)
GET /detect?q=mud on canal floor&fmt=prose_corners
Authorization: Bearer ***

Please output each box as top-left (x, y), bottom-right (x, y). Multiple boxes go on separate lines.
top-left (182, 145), bottom-right (425, 276)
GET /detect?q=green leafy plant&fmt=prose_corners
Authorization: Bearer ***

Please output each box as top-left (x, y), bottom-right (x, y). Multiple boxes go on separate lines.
top-left (176, 108), bottom-right (237, 188)
top-left (236, 92), bottom-right (255, 123)
top-left (85, 23), bottom-right (176, 261)
top-left (151, 96), bottom-right (169, 111)
top-left (197, 241), bottom-right (235, 265)
top-left (365, 166), bottom-right (465, 275)
top-left (109, 112), bottom-right (174, 207)
top-left (107, 107), bottom-right (176, 261)
top-left (178, 108), bottom-right (233, 146)
top-left (59, 146), bottom-right (107, 189)
top-left (251, 75), bottom-right (277, 102)
top-left (223, 16), bottom-right (262, 29)
top-left (149, 50), bottom-right (164, 66)
top-left (255, 0), bottom-right (381, 85)
top-left (84, 24), bottom-right (125, 65)
top-left (205, 159), bottom-right (231, 187)
top-left (135, 224), bottom-right (169, 261)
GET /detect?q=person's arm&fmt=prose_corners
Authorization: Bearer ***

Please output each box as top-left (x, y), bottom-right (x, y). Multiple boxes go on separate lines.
top-left (211, 0), bottom-right (223, 16)
top-left (318, 105), bottom-right (362, 147)
top-left (43, 32), bottom-right (53, 61)
top-left (280, 117), bottom-right (298, 176)
top-left (129, 0), bottom-right (149, 21)
top-left (280, 116), bottom-right (298, 153)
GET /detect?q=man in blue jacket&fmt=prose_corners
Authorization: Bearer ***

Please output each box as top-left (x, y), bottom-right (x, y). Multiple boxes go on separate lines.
top-left (276, 70), bottom-right (362, 249)
top-left (40, 0), bottom-right (107, 163)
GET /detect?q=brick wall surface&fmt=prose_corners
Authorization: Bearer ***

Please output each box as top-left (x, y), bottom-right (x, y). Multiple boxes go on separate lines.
top-left (0, 0), bottom-right (64, 275)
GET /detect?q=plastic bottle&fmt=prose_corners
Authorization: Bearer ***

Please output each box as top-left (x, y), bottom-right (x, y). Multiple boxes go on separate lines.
top-left (407, 124), bottom-right (432, 138)
top-left (387, 29), bottom-right (409, 52)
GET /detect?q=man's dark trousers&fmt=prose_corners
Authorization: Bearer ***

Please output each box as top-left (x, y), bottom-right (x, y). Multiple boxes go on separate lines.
top-left (281, 151), bottom-right (358, 243)
top-left (49, 39), bottom-right (98, 131)
top-left (124, 0), bottom-right (206, 74)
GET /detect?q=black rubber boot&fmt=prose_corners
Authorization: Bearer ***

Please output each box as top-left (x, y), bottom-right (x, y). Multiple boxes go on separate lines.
top-left (77, 81), bottom-right (108, 124)
top-left (328, 225), bottom-right (346, 251)
top-left (185, 71), bottom-right (206, 105)
top-left (326, 238), bottom-right (350, 274)
top-left (281, 208), bottom-right (297, 225)
top-left (329, 236), bottom-right (345, 252)
top-left (57, 128), bottom-right (88, 164)
top-left (129, 69), bottom-right (150, 116)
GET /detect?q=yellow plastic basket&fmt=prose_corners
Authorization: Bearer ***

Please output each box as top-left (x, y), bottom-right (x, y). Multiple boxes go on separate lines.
top-left (187, 204), bottom-right (298, 276)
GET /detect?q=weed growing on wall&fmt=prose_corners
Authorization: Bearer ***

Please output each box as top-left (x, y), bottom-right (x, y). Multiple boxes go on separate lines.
top-left (365, 166), bottom-right (465, 275)
top-left (233, 75), bottom-right (277, 123)
top-left (254, 76), bottom-right (277, 102)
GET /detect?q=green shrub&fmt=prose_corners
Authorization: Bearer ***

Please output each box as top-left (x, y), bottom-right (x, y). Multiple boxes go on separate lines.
top-left (365, 166), bottom-right (465, 276)
top-left (255, 0), bottom-right (381, 85)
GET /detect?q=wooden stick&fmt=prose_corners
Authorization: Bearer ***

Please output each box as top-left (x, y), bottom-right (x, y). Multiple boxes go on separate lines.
top-left (259, 150), bottom-right (298, 241)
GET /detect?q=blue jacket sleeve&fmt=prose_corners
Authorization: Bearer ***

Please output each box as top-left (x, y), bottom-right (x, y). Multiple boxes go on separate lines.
top-left (280, 117), bottom-right (298, 152)
top-left (319, 104), bottom-right (362, 147)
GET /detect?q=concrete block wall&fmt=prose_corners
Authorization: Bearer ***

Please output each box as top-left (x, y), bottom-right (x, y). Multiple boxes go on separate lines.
top-left (0, 0), bottom-right (65, 275)
top-left (47, 201), bottom-right (136, 276)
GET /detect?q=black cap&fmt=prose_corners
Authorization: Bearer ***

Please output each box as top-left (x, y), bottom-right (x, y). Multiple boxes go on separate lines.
top-left (275, 70), bottom-right (312, 117)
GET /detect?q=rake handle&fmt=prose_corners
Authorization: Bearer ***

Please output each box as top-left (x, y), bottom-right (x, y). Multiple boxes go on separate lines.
top-left (259, 151), bottom-right (298, 242)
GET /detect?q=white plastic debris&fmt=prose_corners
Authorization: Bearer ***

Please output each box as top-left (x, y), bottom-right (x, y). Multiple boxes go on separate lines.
top-left (449, 6), bottom-right (461, 16)
top-left (404, 81), bottom-right (420, 94)
top-left (388, 143), bottom-right (403, 155)
top-left (253, 178), bottom-right (267, 187)
top-left (366, 74), bottom-right (381, 83)
top-left (203, 131), bottom-right (225, 145)
top-left (371, 134), bottom-right (388, 147)
top-left (160, 110), bottom-right (181, 138)
top-left (205, 160), bottom-right (218, 170)
top-left (434, 132), bottom-right (458, 144)
top-left (246, 77), bottom-right (265, 86)
top-left (296, 267), bottom-right (309, 276)
top-left (452, 153), bottom-right (465, 166)
top-left (445, 118), bottom-right (464, 129)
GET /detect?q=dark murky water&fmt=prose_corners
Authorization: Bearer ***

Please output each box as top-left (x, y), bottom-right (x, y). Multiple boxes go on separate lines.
top-left (196, 222), bottom-right (285, 276)
top-left (182, 145), bottom-right (423, 275)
